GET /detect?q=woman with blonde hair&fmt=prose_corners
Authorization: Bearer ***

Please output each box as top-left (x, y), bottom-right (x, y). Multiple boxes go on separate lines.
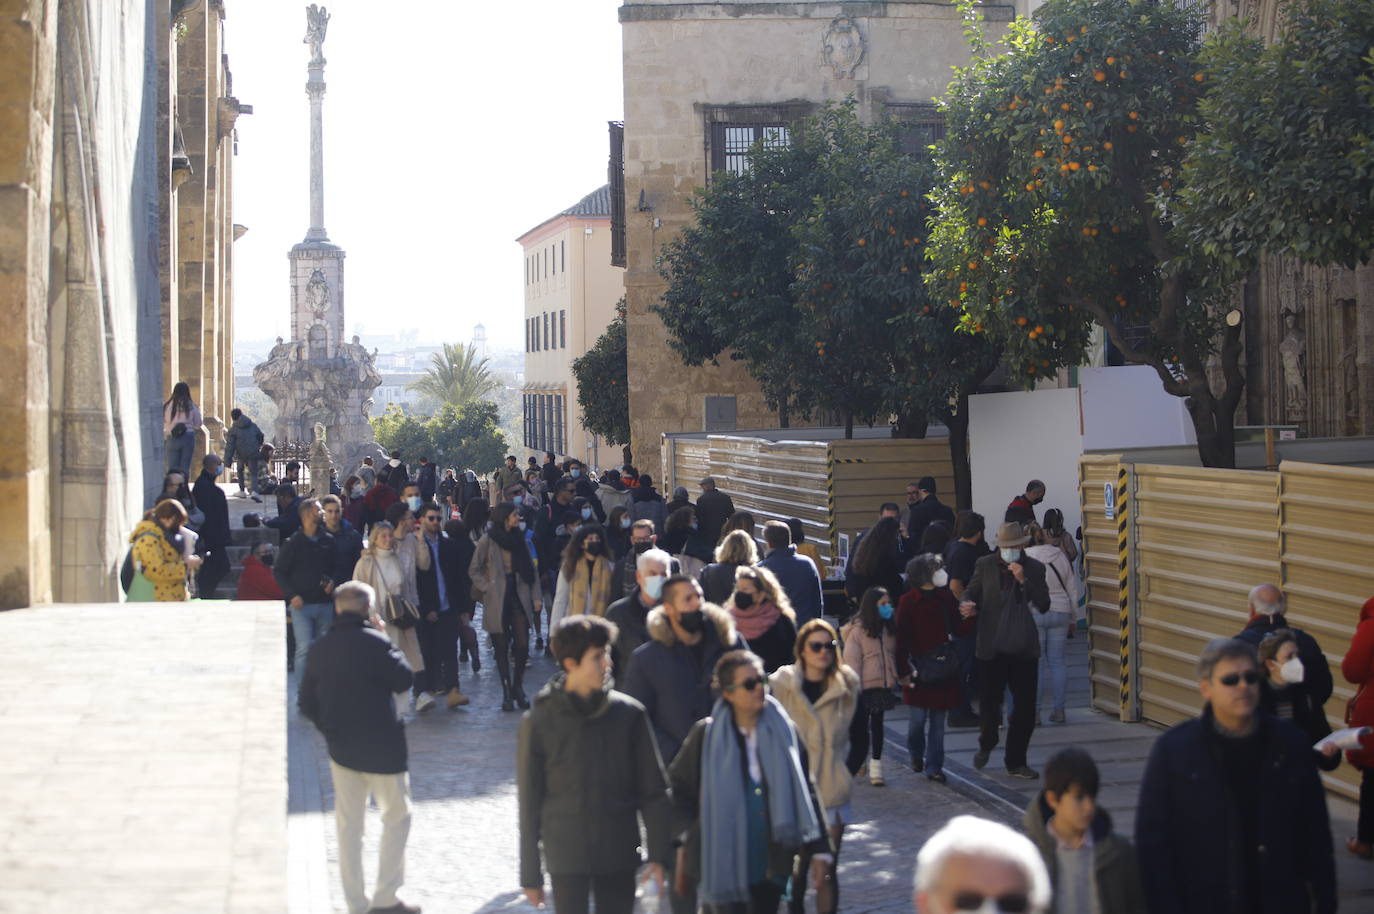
top-left (727, 565), bottom-right (797, 673)
top-left (698, 528), bottom-right (759, 605)
top-left (769, 618), bottom-right (859, 914)
top-left (352, 519), bottom-right (431, 715)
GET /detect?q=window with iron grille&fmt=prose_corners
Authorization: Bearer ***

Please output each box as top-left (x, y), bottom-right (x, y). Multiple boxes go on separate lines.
top-left (710, 124), bottom-right (791, 176)
top-left (544, 312), bottom-right (550, 349)
top-left (560, 310), bottom-right (566, 349)
top-left (885, 103), bottom-right (947, 158)
top-left (609, 121), bottom-right (626, 268)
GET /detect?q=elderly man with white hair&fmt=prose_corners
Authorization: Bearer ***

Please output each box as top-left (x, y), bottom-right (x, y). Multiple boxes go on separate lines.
top-left (1233, 582), bottom-right (1333, 705)
top-left (913, 815), bottom-right (1051, 914)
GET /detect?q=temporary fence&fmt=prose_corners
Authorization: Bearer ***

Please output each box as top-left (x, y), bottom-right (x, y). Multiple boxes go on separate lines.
top-left (1079, 455), bottom-right (1374, 799)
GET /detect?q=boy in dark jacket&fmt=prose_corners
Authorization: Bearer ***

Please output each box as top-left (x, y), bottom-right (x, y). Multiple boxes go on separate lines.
top-left (1023, 747), bottom-right (1144, 914)
top-left (518, 615), bottom-right (670, 914)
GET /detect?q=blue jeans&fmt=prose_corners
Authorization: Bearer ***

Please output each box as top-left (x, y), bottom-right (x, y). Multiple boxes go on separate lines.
top-left (292, 602), bottom-right (334, 679)
top-left (166, 430), bottom-right (195, 477)
top-left (906, 706), bottom-right (947, 774)
top-left (1034, 610), bottom-right (1071, 713)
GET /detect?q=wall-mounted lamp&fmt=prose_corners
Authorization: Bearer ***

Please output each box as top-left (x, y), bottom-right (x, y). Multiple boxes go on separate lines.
top-left (637, 189), bottom-right (652, 212)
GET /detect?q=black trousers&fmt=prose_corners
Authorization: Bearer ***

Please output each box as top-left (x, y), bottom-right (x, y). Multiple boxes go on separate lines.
top-left (416, 611), bottom-right (460, 694)
top-left (549, 870), bottom-right (636, 914)
top-left (977, 653), bottom-right (1039, 769)
top-left (706, 880), bottom-right (784, 914)
top-left (1359, 765), bottom-right (1374, 844)
top-left (196, 545), bottom-right (231, 599)
top-left (846, 692), bottom-right (887, 772)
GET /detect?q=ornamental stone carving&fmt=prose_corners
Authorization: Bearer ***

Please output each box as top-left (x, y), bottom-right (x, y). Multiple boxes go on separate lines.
top-left (823, 17), bottom-right (864, 79)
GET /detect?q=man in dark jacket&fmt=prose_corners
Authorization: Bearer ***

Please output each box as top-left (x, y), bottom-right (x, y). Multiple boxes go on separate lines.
top-left (541, 451), bottom-right (563, 491)
top-left (905, 476), bottom-right (956, 548)
top-left (757, 520), bottom-right (823, 625)
top-left (611, 520), bottom-right (678, 599)
top-left (191, 453), bottom-right (232, 598)
top-left (274, 498), bottom-right (338, 681)
top-left (605, 548), bottom-right (671, 685)
top-left (1136, 637), bottom-right (1335, 914)
top-left (298, 581), bottom-right (419, 914)
top-left (622, 575), bottom-right (747, 764)
top-left (415, 456), bottom-right (437, 505)
top-left (629, 474), bottom-right (667, 532)
top-left (1234, 582), bottom-right (1334, 705)
top-left (944, 510), bottom-right (991, 727)
top-left (693, 476), bottom-right (735, 549)
top-left (222, 408), bottom-right (265, 500)
top-left (416, 503), bottom-right (476, 710)
top-left (1005, 479), bottom-right (1046, 525)
top-left (379, 453), bottom-right (410, 493)
top-left (264, 483), bottom-right (303, 544)
top-left (321, 495), bottom-right (363, 584)
top-left (518, 615), bottom-right (670, 913)
top-left (960, 521), bottom-right (1050, 779)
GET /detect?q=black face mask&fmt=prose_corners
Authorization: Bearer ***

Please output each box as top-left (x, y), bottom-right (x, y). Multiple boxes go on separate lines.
top-left (259, 553), bottom-right (275, 567)
top-left (585, 541), bottom-right (604, 557)
top-left (733, 592), bottom-right (755, 610)
top-left (677, 610), bottom-right (705, 634)
top-left (633, 541), bottom-right (652, 554)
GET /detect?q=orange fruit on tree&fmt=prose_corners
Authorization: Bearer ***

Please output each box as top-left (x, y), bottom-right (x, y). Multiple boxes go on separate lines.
top-left (1194, 73), bottom-right (1205, 82)
top-left (1068, 161), bottom-right (1080, 171)
top-left (1016, 316), bottom-right (1028, 326)
top-left (1128, 111), bottom-right (1139, 120)
top-left (1106, 56), bottom-right (1116, 65)
top-left (1034, 149), bottom-right (1046, 158)
top-left (977, 217), bottom-right (987, 226)
top-left (1103, 141), bottom-right (1113, 150)
top-left (1054, 119), bottom-right (1065, 131)
top-left (1094, 71), bottom-right (1106, 82)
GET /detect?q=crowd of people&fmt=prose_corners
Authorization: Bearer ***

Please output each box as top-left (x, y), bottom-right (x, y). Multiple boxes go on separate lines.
top-left (134, 391), bottom-right (1373, 914)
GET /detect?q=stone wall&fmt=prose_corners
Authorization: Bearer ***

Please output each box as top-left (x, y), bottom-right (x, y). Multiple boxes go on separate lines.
top-left (619, 2), bottom-right (1014, 477)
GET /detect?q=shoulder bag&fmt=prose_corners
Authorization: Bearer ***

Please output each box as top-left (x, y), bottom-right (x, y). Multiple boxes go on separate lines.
top-left (374, 559), bottom-right (420, 630)
top-left (911, 599), bottom-right (962, 686)
top-left (991, 581), bottom-right (1039, 657)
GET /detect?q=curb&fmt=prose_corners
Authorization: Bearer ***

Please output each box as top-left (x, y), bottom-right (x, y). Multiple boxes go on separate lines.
top-left (881, 722), bottom-right (1027, 824)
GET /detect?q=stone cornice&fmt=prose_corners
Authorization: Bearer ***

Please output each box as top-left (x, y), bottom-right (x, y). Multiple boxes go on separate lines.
top-left (620, 2), bottom-right (1015, 23)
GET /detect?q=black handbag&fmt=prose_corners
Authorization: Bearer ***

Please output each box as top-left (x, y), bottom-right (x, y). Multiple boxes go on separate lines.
top-left (171, 422), bottom-right (187, 438)
top-left (911, 600), bottom-right (962, 686)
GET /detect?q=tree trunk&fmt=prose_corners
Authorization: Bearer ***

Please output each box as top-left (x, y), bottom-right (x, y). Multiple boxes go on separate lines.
top-left (844, 411), bottom-right (854, 439)
top-left (778, 405), bottom-right (790, 429)
top-left (945, 390), bottom-right (973, 511)
top-left (1186, 390), bottom-right (1239, 468)
top-left (892, 411), bottom-right (928, 438)
top-left (622, 444), bottom-right (634, 468)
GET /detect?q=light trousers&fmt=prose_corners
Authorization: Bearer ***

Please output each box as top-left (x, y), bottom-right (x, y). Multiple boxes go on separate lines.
top-left (329, 761), bottom-right (412, 914)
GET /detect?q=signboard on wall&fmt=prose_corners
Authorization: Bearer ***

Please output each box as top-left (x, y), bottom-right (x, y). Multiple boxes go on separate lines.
top-left (1104, 482), bottom-right (1115, 520)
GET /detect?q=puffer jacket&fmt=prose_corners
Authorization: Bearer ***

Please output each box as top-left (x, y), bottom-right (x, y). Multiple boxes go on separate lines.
top-left (768, 662), bottom-right (860, 811)
top-left (1024, 791), bottom-right (1145, 914)
top-left (840, 620), bottom-right (900, 690)
top-left (1342, 595), bottom-right (1374, 769)
top-left (517, 676), bottom-right (670, 887)
top-left (129, 518), bottom-right (188, 602)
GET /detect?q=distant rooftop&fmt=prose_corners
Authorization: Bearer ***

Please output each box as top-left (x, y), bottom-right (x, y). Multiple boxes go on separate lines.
top-left (516, 184), bottom-right (611, 241)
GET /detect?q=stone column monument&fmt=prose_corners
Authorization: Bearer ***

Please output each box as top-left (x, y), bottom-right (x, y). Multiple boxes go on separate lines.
top-left (254, 5), bottom-right (383, 475)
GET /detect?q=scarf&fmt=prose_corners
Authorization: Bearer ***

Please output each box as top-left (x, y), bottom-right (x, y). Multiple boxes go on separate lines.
top-left (490, 527), bottom-right (536, 584)
top-left (700, 696), bottom-right (821, 905)
top-left (730, 599), bottom-right (783, 641)
top-left (568, 557), bottom-right (613, 617)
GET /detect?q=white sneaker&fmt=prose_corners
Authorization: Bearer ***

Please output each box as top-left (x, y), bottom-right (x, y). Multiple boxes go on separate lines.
top-left (870, 758), bottom-right (885, 786)
top-left (416, 691), bottom-right (437, 712)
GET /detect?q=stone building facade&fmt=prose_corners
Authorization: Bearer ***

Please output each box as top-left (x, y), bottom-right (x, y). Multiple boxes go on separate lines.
top-left (0, 0), bottom-right (243, 608)
top-left (616, 1), bottom-right (1023, 478)
top-left (518, 185), bottom-right (625, 470)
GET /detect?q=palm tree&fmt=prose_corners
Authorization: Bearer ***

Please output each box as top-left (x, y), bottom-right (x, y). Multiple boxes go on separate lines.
top-left (408, 342), bottom-right (499, 407)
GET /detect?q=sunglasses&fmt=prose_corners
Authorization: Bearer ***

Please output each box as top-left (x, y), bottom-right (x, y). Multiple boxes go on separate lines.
top-left (1218, 670), bottom-right (1260, 687)
top-left (805, 640), bottom-right (837, 654)
top-left (726, 676), bottom-right (764, 692)
top-left (951, 891), bottom-right (1030, 913)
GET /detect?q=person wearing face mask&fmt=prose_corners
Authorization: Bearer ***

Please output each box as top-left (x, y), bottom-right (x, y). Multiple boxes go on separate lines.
top-left (622, 575), bottom-right (747, 766)
top-left (1257, 629), bottom-right (1340, 772)
top-left (469, 502), bottom-right (542, 711)
top-left (604, 506), bottom-right (632, 560)
top-left (340, 474), bottom-right (367, 529)
top-left (896, 556), bottom-right (976, 784)
top-left (236, 542), bottom-right (283, 602)
top-left (698, 529), bottom-right (760, 606)
top-left (438, 467), bottom-right (460, 514)
top-left (959, 522), bottom-right (1050, 780)
top-left (662, 506), bottom-right (713, 579)
top-left (611, 519), bottom-right (679, 598)
top-left (841, 587), bottom-right (901, 786)
top-left (400, 482), bottom-right (427, 518)
top-left (1005, 479), bottom-right (1047, 526)
top-left (727, 566), bottom-right (798, 674)
top-left (606, 547), bottom-right (672, 685)
top-left (550, 524), bottom-right (616, 628)
top-left (352, 520), bottom-right (430, 718)
top-left (1235, 582), bottom-right (1334, 707)
top-left (1025, 523), bottom-right (1084, 725)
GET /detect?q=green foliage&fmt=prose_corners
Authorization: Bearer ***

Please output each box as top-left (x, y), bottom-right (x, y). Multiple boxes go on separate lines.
top-left (571, 300), bottom-right (631, 446)
top-left (928, 0), bottom-right (1244, 466)
top-left (1180, 0), bottom-right (1374, 269)
top-left (656, 101), bottom-right (996, 436)
top-left (370, 401), bottom-right (508, 473)
top-left (408, 342), bottom-right (499, 408)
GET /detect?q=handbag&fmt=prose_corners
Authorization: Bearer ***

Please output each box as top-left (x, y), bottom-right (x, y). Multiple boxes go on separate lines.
top-left (171, 422), bottom-right (187, 438)
top-left (126, 570), bottom-right (157, 602)
top-left (991, 582), bottom-right (1039, 657)
top-left (374, 560), bottom-right (420, 629)
top-left (862, 687), bottom-right (900, 712)
top-left (911, 599), bottom-right (962, 686)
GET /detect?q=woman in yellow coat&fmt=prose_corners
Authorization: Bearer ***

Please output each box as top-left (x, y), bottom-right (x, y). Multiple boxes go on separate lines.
top-left (129, 500), bottom-right (198, 601)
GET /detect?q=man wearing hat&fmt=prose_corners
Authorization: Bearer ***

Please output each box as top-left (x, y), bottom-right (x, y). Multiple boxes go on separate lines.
top-left (905, 476), bottom-right (955, 548)
top-left (958, 521), bottom-right (1051, 779)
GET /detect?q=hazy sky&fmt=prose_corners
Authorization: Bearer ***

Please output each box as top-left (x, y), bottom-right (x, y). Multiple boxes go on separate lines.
top-left (229, 0), bottom-right (624, 348)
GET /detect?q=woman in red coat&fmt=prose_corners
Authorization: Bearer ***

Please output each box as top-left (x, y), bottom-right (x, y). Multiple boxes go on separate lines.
top-left (895, 553), bottom-right (974, 784)
top-left (1342, 594), bottom-right (1374, 859)
top-left (235, 542), bottom-right (283, 601)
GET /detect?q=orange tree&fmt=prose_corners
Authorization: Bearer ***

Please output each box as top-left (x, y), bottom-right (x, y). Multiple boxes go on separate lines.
top-left (927, 0), bottom-right (1243, 467)
top-left (571, 299), bottom-right (631, 447)
top-left (1180, 0), bottom-right (1374, 270)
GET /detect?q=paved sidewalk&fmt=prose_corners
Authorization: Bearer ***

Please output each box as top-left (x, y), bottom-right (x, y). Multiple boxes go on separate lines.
top-left (0, 601), bottom-right (287, 914)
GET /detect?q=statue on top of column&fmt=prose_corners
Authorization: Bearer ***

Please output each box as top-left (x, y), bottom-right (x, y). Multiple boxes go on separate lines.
top-left (304, 5), bottom-right (330, 64)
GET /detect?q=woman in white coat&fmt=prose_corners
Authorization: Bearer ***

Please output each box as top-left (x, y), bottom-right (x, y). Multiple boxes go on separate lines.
top-left (352, 518), bottom-right (433, 715)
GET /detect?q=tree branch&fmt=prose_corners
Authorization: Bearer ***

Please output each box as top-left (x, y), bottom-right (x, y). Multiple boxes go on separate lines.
top-left (1078, 295), bottom-right (1188, 397)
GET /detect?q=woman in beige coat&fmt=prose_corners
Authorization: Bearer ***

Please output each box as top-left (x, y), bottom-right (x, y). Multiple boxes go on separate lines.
top-left (769, 617), bottom-right (859, 914)
top-left (352, 519), bottom-right (433, 715)
top-left (469, 502), bottom-right (542, 711)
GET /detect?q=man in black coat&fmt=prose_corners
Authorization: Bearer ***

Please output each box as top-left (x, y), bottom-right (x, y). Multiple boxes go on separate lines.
top-left (1234, 582), bottom-right (1334, 706)
top-left (274, 499), bottom-right (338, 680)
top-left (298, 581), bottom-right (419, 914)
top-left (415, 456), bottom-right (437, 504)
top-left (693, 476), bottom-right (735, 549)
top-left (191, 453), bottom-right (231, 598)
top-left (263, 483), bottom-right (303, 544)
top-left (905, 475), bottom-right (956, 548)
top-left (415, 503), bottom-right (477, 709)
top-left (1136, 637), bottom-right (1335, 914)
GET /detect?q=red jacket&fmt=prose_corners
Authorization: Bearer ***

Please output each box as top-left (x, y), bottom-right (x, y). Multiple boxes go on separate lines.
top-left (1341, 595), bottom-right (1374, 769)
top-left (236, 554), bottom-right (284, 602)
top-left (895, 587), bottom-right (975, 710)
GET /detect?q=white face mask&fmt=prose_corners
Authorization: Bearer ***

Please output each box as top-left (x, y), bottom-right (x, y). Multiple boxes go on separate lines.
top-left (1279, 656), bottom-right (1305, 684)
top-left (1000, 548), bottom-right (1022, 563)
top-left (932, 568), bottom-right (949, 588)
top-left (350, 485), bottom-right (364, 498)
top-left (406, 496), bottom-right (422, 512)
top-left (643, 575), bottom-right (665, 601)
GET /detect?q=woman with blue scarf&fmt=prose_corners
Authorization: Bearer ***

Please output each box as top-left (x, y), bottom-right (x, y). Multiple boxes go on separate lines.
top-left (668, 650), bottom-right (833, 914)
